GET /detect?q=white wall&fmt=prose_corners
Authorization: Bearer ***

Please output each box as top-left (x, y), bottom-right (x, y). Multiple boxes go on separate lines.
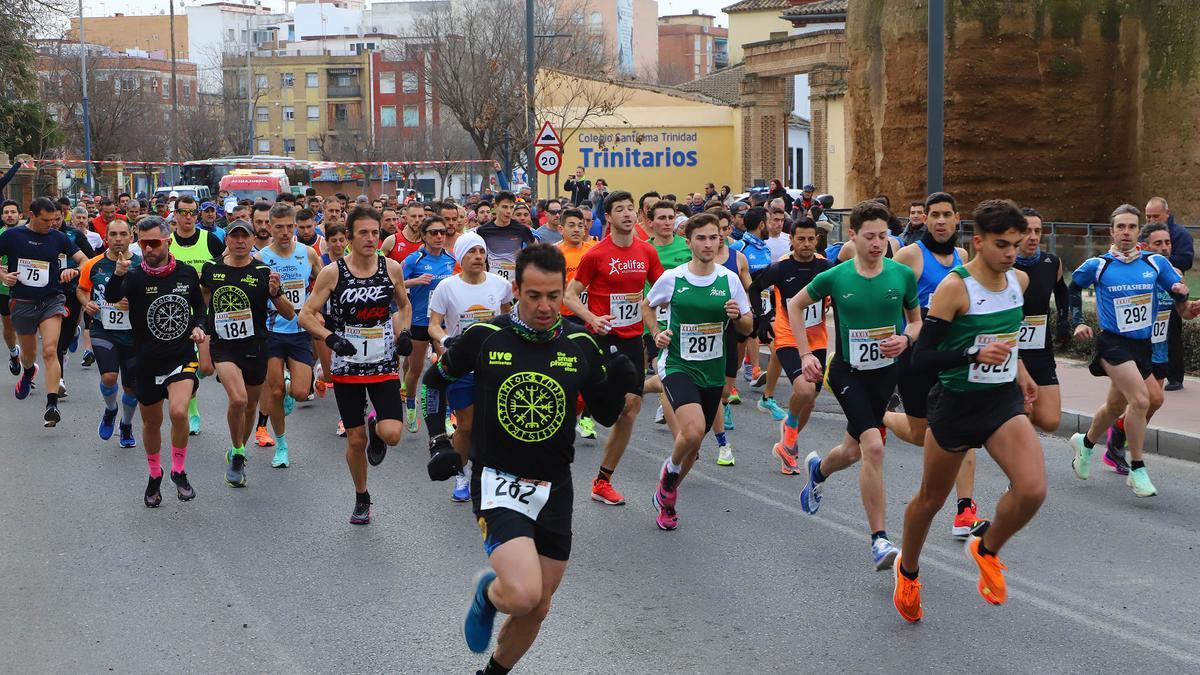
top-left (294, 3), bottom-right (363, 41)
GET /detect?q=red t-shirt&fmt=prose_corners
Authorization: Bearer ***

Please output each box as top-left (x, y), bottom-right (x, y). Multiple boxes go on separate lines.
top-left (386, 231), bottom-right (422, 263)
top-left (91, 214), bottom-right (126, 240)
top-left (573, 235), bottom-right (664, 339)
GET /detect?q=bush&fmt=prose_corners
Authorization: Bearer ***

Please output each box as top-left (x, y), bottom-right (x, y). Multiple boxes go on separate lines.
top-left (1049, 308), bottom-right (1200, 374)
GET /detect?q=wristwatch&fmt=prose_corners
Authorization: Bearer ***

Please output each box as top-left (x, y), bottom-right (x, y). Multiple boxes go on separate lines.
top-left (965, 345), bottom-right (981, 363)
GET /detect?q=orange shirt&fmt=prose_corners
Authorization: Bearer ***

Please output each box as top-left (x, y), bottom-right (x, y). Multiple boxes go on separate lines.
top-left (556, 239), bottom-right (596, 316)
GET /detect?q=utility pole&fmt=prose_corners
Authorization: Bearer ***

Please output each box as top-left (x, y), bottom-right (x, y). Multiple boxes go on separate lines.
top-left (169, 0), bottom-right (180, 184)
top-left (246, 20), bottom-right (255, 156)
top-left (525, 0), bottom-right (536, 200)
top-left (76, 0), bottom-right (94, 195)
top-left (927, 0), bottom-right (945, 194)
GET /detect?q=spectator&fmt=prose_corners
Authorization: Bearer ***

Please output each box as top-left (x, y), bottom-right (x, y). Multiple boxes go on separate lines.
top-left (899, 201), bottom-right (928, 246)
top-left (588, 179), bottom-right (609, 206)
top-left (718, 185), bottom-right (732, 205)
top-left (768, 178), bottom-right (793, 213)
top-left (563, 166), bottom-right (592, 206)
top-left (1145, 196), bottom-right (1194, 390)
top-left (704, 183), bottom-right (718, 202)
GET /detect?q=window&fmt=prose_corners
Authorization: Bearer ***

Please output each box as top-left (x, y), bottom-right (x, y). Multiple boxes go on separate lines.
top-left (379, 71), bottom-right (395, 94)
top-left (283, 106), bottom-right (295, 121)
top-left (336, 74), bottom-right (352, 87)
top-left (308, 138), bottom-right (321, 153)
top-left (257, 139), bottom-right (271, 153)
top-left (256, 106), bottom-right (268, 122)
top-left (402, 105), bottom-right (419, 127)
top-left (588, 12), bottom-right (602, 35)
top-left (183, 81), bottom-right (191, 98)
top-left (283, 138), bottom-right (296, 154)
top-left (162, 80), bottom-right (169, 99)
top-left (227, 28), bottom-right (235, 40)
top-left (402, 72), bottom-right (418, 94)
top-left (305, 72), bottom-right (318, 88)
top-left (113, 78), bottom-right (121, 94)
top-left (306, 105), bottom-right (320, 120)
top-left (256, 74), bottom-right (268, 91)
top-left (694, 63), bottom-right (700, 76)
top-left (334, 104), bottom-right (348, 123)
top-left (380, 106), bottom-right (396, 127)
top-left (694, 36), bottom-right (701, 52)
top-left (281, 72), bottom-right (294, 88)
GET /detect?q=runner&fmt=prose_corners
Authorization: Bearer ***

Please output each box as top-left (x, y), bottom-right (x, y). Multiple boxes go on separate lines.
top-left (256, 202), bottom-right (323, 468)
top-left (730, 207), bottom-right (773, 388)
top-left (299, 205), bottom-right (413, 524)
top-left (789, 200), bottom-right (921, 570)
top-left (757, 206), bottom-right (793, 418)
top-left (564, 190), bottom-right (665, 506)
top-left (425, 232), bottom-right (514, 501)
top-left (400, 215), bottom-right (456, 433)
top-left (644, 199), bottom-right (694, 437)
top-left (0, 197), bottom-right (87, 425)
top-left (1068, 205), bottom-right (1197, 496)
top-left (1014, 207), bottom-right (1071, 434)
top-left (646, 213), bottom-right (753, 530)
top-left (710, 208), bottom-right (753, 460)
top-left (476, 191), bottom-right (535, 284)
top-left (894, 199), bottom-right (1047, 621)
top-left (104, 216), bottom-right (205, 507)
top-left (556, 208), bottom-right (599, 439)
top-left (750, 218), bottom-right (832, 473)
top-left (424, 244), bottom-right (638, 673)
top-left (295, 208), bottom-right (324, 255)
top-left (382, 204), bottom-right (423, 263)
top-left (250, 203), bottom-right (273, 253)
top-left (201, 218), bottom-right (293, 487)
top-left (76, 218), bottom-right (141, 446)
top-left (315, 223), bottom-right (348, 408)
top-left (0, 199), bottom-right (21, 376)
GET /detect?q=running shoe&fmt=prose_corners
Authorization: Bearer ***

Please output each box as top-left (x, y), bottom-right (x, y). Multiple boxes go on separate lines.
top-left (1107, 422), bottom-right (1128, 452)
top-left (892, 554), bottom-right (923, 623)
top-left (1127, 467), bottom-right (1158, 497)
top-left (952, 500), bottom-right (983, 538)
top-left (654, 404), bottom-right (665, 424)
top-left (716, 443), bottom-right (735, 466)
top-left (772, 443), bottom-right (800, 475)
top-left (144, 474), bottom-right (163, 508)
top-left (1069, 433), bottom-right (1092, 480)
top-left (886, 392), bottom-right (903, 413)
top-left (405, 405), bottom-right (419, 434)
top-left (14, 364), bottom-right (37, 400)
top-left (575, 415), bottom-right (597, 439)
top-left (781, 419), bottom-right (800, 450)
top-left (350, 499), bottom-right (371, 525)
top-left (1103, 428), bottom-right (1130, 475)
top-left (98, 407), bottom-right (117, 440)
top-left (188, 413), bottom-right (201, 436)
top-left (170, 471), bottom-right (196, 501)
top-left (366, 413), bottom-right (387, 466)
top-left (69, 326), bottom-right (79, 353)
top-left (7, 347), bottom-right (18, 376)
top-left (655, 507), bottom-right (679, 531)
top-left (742, 361), bottom-right (753, 383)
top-left (799, 451), bottom-right (823, 514)
top-left (452, 473), bottom-right (470, 502)
top-left (58, 379), bottom-right (68, 398)
top-left (81, 350), bottom-right (95, 368)
top-left (751, 367), bottom-right (766, 388)
top-left (965, 536), bottom-right (1007, 605)
top-left (283, 392), bottom-right (295, 417)
top-left (255, 425), bottom-right (275, 447)
top-left (118, 423), bottom-right (136, 448)
top-left (314, 379), bottom-right (328, 398)
top-left (447, 412), bottom-right (457, 436)
top-left (43, 404), bottom-right (61, 428)
top-left (335, 419), bottom-right (346, 437)
top-left (225, 450), bottom-right (247, 487)
top-left (653, 462), bottom-right (679, 512)
top-left (757, 396), bottom-right (786, 420)
top-left (464, 569), bottom-right (498, 653)
top-left (591, 478), bottom-right (625, 505)
top-left (271, 437), bottom-right (289, 468)
top-left (723, 404), bottom-right (735, 430)
top-left (872, 537), bottom-right (899, 571)
top-left (727, 387), bottom-right (740, 405)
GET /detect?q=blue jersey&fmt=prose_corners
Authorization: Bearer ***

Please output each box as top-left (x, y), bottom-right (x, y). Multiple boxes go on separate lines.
top-left (1072, 252), bottom-right (1181, 341)
top-left (258, 244), bottom-right (314, 334)
top-left (915, 240), bottom-right (962, 308)
top-left (1152, 287), bottom-right (1173, 364)
top-left (731, 232), bottom-right (772, 274)
top-left (402, 247), bottom-right (456, 326)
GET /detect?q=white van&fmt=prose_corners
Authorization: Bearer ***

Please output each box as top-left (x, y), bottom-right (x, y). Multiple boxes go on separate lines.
top-left (154, 185), bottom-right (213, 202)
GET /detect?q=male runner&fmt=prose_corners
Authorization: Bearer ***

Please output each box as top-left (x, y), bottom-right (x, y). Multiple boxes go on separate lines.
top-left (426, 244), bottom-right (637, 674)
top-left (105, 216), bottom-right (206, 507)
top-left (0, 199), bottom-right (22, 376)
top-left (296, 208), bottom-right (324, 255)
top-left (894, 199), bottom-right (1047, 621)
top-left (1069, 205), bottom-right (1196, 496)
top-left (477, 191), bottom-right (535, 284)
top-left (257, 202), bottom-right (323, 468)
top-left (557, 208), bottom-right (599, 439)
top-left (0, 197), bottom-right (87, 425)
top-left (250, 202), bottom-right (274, 254)
top-left (646, 213), bottom-right (753, 530)
top-left (565, 190), bottom-right (664, 506)
top-left (401, 215), bottom-right (456, 433)
top-left (789, 200), bottom-right (921, 570)
top-left (300, 205), bottom-right (413, 524)
top-left (202, 219), bottom-right (292, 487)
top-left (77, 218), bottom-right (141, 446)
top-left (439, 201), bottom-right (464, 251)
top-left (709, 209), bottom-right (752, 457)
top-left (730, 207), bottom-right (773, 388)
top-left (749, 219), bottom-right (832, 473)
top-left (1014, 207), bottom-right (1071, 433)
top-left (644, 199), bottom-right (694, 430)
top-left (315, 223), bottom-right (348, 407)
top-left (382, 204), bottom-right (423, 263)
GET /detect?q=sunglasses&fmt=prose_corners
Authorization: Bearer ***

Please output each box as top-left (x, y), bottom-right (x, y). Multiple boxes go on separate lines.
top-left (140, 238), bottom-right (167, 249)
top-left (547, 209), bottom-right (561, 215)
top-left (175, 209), bottom-right (197, 216)
top-left (425, 229), bottom-right (447, 236)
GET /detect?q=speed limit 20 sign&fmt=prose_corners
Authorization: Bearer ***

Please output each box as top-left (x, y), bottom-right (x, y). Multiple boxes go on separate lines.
top-left (535, 146), bottom-right (561, 176)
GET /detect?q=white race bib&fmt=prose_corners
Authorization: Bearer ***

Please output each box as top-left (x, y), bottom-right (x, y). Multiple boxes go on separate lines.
top-left (17, 258), bottom-right (49, 288)
top-left (679, 322), bottom-right (723, 361)
top-left (1018, 314), bottom-right (1047, 350)
top-left (802, 301), bottom-right (824, 329)
top-left (99, 302), bottom-right (131, 330)
top-left (495, 260), bottom-right (515, 282)
top-left (1152, 310), bottom-right (1170, 345)
top-left (760, 289), bottom-right (771, 315)
top-left (1114, 294), bottom-right (1152, 333)
top-left (968, 332), bottom-right (1019, 384)
top-left (479, 466), bottom-right (551, 520)
top-left (280, 278), bottom-right (306, 306)
top-left (215, 308), bottom-right (255, 340)
top-left (342, 324), bottom-right (386, 364)
top-left (847, 326), bottom-right (895, 370)
top-left (609, 292), bottom-right (642, 328)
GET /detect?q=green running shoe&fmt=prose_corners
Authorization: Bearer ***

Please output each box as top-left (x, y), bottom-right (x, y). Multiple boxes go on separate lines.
top-left (406, 405), bottom-right (419, 434)
top-left (1069, 433), bottom-right (1092, 480)
top-left (1126, 467), bottom-right (1158, 497)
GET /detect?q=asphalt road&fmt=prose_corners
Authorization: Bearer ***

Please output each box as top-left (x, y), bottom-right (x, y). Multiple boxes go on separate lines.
top-left (2, 355), bottom-right (1199, 674)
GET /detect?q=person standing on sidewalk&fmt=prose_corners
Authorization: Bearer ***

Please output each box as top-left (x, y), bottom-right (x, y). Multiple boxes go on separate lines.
top-left (1143, 197), bottom-right (1193, 391)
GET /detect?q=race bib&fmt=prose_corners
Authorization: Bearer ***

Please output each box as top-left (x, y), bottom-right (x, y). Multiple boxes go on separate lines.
top-left (17, 259), bottom-right (49, 288)
top-left (968, 332), bottom-right (1019, 384)
top-left (679, 322), bottom-right (723, 361)
top-left (760, 289), bottom-right (771, 314)
top-left (99, 302), bottom-right (131, 330)
top-left (655, 303), bottom-right (670, 327)
top-left (494, 260), bottom-right (515, 282)
top-left (1152, 310), bottom-right (1170, 345)
top-left (1018, 314), bottom-right (1047, 350)
top-left (215, 309), bottom-right (254, 340)
top-left (847, 326), bottom-right (895, 370)
top-left (479, 466), bottom-right (550, 520)
top-left (342, 324), bottom-right (386, 364)
top-left (802, 301), bottom-right (824, 329)
top-left (1114, 294), bottom-right (1152, 333)
top-left (280, 278), bottom-right (306, 305)
top-left (610, 292), bottom-right (642, 328)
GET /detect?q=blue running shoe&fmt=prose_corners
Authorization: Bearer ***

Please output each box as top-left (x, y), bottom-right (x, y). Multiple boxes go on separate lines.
top-left (742, 361), bottom-right (753, 383)
top-left (119, 423), bottom-right (137, 448)
top-left (451, 473), bottom-right (470, 502)
top-left (69, 326), bottom-right (80, 353)
top-left (723, 404), bottom-right (735, 430)
top-left (464, 569), bottom-right (498, 654)
top-left (872, 537), bottom-right (900, 571)
top-left (800, 451), bottom-right (824, 514)
top-left (14, 363), bottom-right (37, 400)
top-left (188, 413), bottom-right (201, 436)
top-left (98, 407), bottom-right (118, 440)
top-left (271, 436), bottom-right (289, 468)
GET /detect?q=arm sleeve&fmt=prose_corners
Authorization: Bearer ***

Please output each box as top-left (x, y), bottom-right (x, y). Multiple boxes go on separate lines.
top-left (104, 271), bottom-right (127, 302)
top-left (576, 333), bottom-right (635, 427)
top-left (1053, 274), bottom-right (1070, 337)
top-left (207, 233), bottom-right (225, 259)
top-left (747, 265), bottom-right (774, 317)
top-left (75, 234), bottom-right (94, 260)
top-left (911, 315), bottom-right (972, 372)
top-left (0, 162), bottom-right (20, 194)
top-left (188, 271), bottom-right (206, 332)
top-left (76, 256), bottom-right (99, 294)
top-left (430, 322), bottom-right (491, 383)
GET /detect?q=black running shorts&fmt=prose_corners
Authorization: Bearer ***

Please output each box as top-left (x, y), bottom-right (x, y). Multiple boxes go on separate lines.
top-left (927, 381), bottom-right (1026, 452)
top-left (662, 372), bottom-right (724, 429)
top-left (333, 379), bottom-right (404, 429)
top-left (827, 358), bottom-right (898, 440)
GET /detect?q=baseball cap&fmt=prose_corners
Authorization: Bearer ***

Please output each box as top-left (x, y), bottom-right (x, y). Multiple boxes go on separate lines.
top-left (225, 219), bottom-right (254, 236)
top-left (802, 184), bottom-right (816, 192)
top-left (200, 201), bottom-right (216, 211)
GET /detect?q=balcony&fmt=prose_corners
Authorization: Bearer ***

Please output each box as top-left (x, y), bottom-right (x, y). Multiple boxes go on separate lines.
top-left (327, 84), bottom-right (361, 98)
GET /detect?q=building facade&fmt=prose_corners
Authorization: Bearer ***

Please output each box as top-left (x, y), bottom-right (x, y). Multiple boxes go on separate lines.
top-left (67, 13), bottom-right (190, 59)
top-left (657, 11), bottom-right (728, 86)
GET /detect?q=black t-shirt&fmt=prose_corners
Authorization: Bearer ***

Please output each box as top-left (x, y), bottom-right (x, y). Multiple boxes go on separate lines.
top-left (1016, 251), bottom-right (1067, 362)
top-left (105, 263), bottom-right (205, 374)
top-left (749, 255), bottom-right (833, 321)
top-left (0, 225), bottom-right (81, 300)
top-left (200, 259), bottom-right (273, 344)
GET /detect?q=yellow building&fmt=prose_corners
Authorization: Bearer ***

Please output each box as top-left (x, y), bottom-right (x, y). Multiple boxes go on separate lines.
top-left (722, 0), bottom-right (793, 64)
top-left (68, 14), bottom-right (189, 58)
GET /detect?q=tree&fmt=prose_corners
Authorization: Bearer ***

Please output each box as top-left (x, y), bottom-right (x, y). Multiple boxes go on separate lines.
top-left (177, 94), bottom-right (227, 160)
top-left (1, 0), bottom-right (67, 157)
top-left (535, 68), bottom-right (632, 195)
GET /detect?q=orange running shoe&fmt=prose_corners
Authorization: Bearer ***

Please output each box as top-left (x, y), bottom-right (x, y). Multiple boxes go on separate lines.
top-left (966, 536), bottom-right (1007, 605)
top-left (892, 554), bottom-right (923, 623)
top-left (781, 419), bottom-right (800, 449)
top-left (591, 478), bottom-right (626, 505)
top-left (952, 499), bottom-right (988, 538)
top-left (772, 443), bottom-right (800, 475)
top-left (315, 379), bottom-right (328, 399)
top-left (255, 425), bottom-right (275, 447)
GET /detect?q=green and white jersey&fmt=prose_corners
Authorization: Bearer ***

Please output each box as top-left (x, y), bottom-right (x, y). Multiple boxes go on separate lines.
top-left (938, 266), bottom-right (1024, 392)
top-left (805, 257), bottom-right (918, 370)
top-left (647, 264), bottom-right (752, 389)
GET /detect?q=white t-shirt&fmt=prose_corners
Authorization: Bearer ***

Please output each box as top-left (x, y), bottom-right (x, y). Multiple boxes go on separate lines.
top-left (84, 230), bottom-right (104, 251)
top-left (767, 233), bottom-right (790, 262)
top-left (428, 272), bottom-right (514, 338)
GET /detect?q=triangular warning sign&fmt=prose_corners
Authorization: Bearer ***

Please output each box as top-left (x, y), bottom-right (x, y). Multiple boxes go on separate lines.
top-left (534, 121), bottom-right (562, 147)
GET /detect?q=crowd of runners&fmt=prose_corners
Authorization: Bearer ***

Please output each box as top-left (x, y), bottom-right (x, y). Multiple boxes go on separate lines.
top-left (2, 180), bottom-right (1197, 674)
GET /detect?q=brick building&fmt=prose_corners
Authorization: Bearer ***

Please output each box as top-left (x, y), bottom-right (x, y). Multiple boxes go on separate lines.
top-left (657, 11), bottom-right (728, 86)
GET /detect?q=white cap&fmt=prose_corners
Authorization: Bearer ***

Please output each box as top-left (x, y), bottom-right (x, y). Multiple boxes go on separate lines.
top-left (454, 231), bottom-right (487, 263)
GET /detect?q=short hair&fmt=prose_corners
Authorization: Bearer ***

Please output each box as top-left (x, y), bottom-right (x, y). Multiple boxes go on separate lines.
top-left (420, 215), bottom-right (445, 234)
top-left (1147, 196), bottom-right (1169, 211)
top-left (99, 196), bottom-right (115, 207)
top-left (1142, 222), bottom-right (1170, 241)
top-left (1110, 204), bottom-right (1141, 225)
top-left (545, 198), bottom-right (561, 208)
top-left (177, 195), bottom-right (196, 207)
top-left (71, 206), bottom-right (89, 221)
top-left (346, 205), bottom-right (382, 234)
top-left (275, 192), bottom-right (294, 204)
top-left (0, 199), bottom-right (20, 212)
top-left (561, 208), bottom-right (584, 223)
top-left (138, 215), bottom-right (170, 238)
top-left (117, 192), bottom-right (130, 200)
top-left (579, 200), bottom-right (593, 209)
top-left (684, 212), bottom-right (720, 238)
top-left (438, 201), bottom-right (458, 215)
top-left (495, 190), bottom-right (516, 205)
top-left (604, 190), bottom-right (634, 216)
top-left (791, 218), bottom-right (818, 234)
top-left (924, 191), bottom-right (957, 212)
top-left (872, 194), bottom-right (891, 208)
top-left (381, 207), bottom-right (399, 217)
top-left (405, 201), bottom-right (424, 212)
top-left (30, 197), bottom-right (58, 216)
top-left (848, 200), bottom-right (892, 231)
top-left (1021, 207), bottom-right (1042, 220)
top-left (515, 243), bottom-right (566, 286)
top-left (769, 207), bottom-right (787, 216)
top-left (649, 200), bottom-right (676, 220)
top-left (705, 205), bottom-right (732, 222)
top-left (909, 201), bottom-right (925, 211)
top-left (305, 187), bottom-right (317, 197)
top-left (252, 202), bottom-right (272, 217)
top-left (638, 191), bottom-right (661, 210)
top-left (296, 208), bottom-right (315, 221)
top-left (973, 199), bottom-right (1028, 235)
top-left (324, 223), bottom-right (347, 239)
top-left (57, 196), bottom-right (72, 208)
top-left (743, 206), bottom-right (768, 233)
top-left (662, 194), bottom-right (677, 203)
top-left (335, 192), bottom-right (349, 203)
top-left (269, 202), bottom-right (294, 220)
top-left (105, 216), bottom-right (131, 232)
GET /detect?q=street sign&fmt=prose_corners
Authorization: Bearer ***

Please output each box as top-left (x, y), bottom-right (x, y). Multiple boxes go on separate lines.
top-left (535, 147), bottom-right (562, 175)
top-left (534, 121), bottom-right (563, 148)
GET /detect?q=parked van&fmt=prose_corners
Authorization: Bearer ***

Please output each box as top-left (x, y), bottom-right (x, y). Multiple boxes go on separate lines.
top-left (219, 170), bottom-right (291, 203)
top-left (153, 185), bottom-right (212, 202)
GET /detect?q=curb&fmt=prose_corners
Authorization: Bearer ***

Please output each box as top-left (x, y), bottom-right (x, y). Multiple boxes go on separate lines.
top-left (1053, 410), bottom-right (1200, 463)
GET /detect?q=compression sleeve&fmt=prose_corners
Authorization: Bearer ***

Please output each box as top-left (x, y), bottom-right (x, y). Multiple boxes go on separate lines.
top-left (104, 271), bottom-right (127, 302)
top-left (747, 264), bottom-right (774, 318)
top-left (188, 273), bottom-right (206, 332)
top-left (910, 315), bottom-right (972, 372)
top-left (1068, 280), bottom-right (1085, 328)
top-left (1053, 275), bottom-right (1070, 339)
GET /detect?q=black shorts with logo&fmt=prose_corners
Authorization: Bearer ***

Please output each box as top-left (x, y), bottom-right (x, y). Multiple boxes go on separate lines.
top-left (662, 372), bottom-right (724, 429)
top-left (211, 339), bottom-right (268, 386)
top-left (827, 358), bottom-right (898, 440)
top-left (777, 347), bottom-right (826, 389)
top-left (896, 349), bottom-right (937, 419)
top-left (1020, 352), bottom-right (1060, 387)
top-left (928, 381), bottom-right (1025, 452)
top-left (135, 359), bottom-right (200, 406)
